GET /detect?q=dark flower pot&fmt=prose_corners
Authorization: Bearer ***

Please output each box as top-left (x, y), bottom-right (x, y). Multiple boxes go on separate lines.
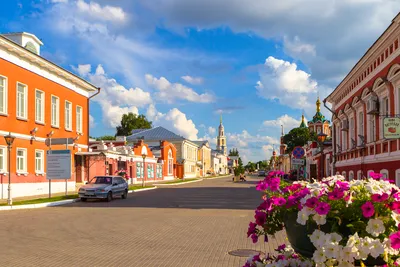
top-left (284, 211), bottom-right (386, 266)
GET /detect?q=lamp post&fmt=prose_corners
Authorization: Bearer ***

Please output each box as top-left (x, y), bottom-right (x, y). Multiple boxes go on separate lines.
top-left (317, 132), bottom-right (328, 180)
top-left (4, 132), bottom-right (15, 206)
top-left (141, 154), bottom-right (146, 187)
top-left (118, 156), bottom-right (122, 173)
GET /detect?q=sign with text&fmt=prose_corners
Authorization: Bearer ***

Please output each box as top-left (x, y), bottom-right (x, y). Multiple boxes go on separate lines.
top-left (383, 117), bottom-right (400, 139)
top-left (291, 158), bottom-right (305, 165)
top-left (46, 150), bottom-right (71, 180)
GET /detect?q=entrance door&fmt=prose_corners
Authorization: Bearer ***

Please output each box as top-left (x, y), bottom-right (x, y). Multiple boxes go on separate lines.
top-left (310, 164), bottom-right (317, 180)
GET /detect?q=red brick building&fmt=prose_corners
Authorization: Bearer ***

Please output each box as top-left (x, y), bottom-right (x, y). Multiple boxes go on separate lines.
top-left (326, 13), bottom-right (400, 185)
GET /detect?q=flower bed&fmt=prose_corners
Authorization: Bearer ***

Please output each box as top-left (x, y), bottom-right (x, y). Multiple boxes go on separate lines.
top-left (245, 171), bottom-right (400, 267)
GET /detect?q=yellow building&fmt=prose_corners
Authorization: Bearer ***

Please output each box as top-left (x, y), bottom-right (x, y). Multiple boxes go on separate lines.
top-left (194, 140), bottom-right (212, 176)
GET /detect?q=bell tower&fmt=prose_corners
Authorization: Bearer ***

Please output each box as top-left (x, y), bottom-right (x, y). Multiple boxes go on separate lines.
top-left (216, 115), bottom-right (227, 155)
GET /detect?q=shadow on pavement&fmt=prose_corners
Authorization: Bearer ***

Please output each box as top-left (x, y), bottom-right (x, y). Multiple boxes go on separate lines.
top-left (59, 186), bottom-right (263, 210)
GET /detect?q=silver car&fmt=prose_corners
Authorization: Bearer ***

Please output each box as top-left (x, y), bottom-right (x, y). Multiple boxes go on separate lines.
top-left (78, 176), bottom-right (128, 202)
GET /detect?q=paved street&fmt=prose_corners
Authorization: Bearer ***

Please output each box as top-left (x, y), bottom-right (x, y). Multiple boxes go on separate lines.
top-left (0, 176), bottom-right (286, 267)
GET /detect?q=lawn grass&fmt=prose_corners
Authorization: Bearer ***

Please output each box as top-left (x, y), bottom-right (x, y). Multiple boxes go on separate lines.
top-left (0, 194), bottom-right (79, 206)
top-left (161, 178), bottom-right (199, 184)
top-left (128, 185), bottom-right (156, 191)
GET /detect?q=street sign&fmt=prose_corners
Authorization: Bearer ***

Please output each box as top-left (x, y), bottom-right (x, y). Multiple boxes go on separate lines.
top-left (45, 138), bottom-right (74, 146)
top-left (291, 158), bottom-right (305, 165)
top-left (383, 117), bottom-right (400, 139)
top-left (46, 150), bottom-right (71, 180)
top-left (292, 146), bottom-right (305, 159)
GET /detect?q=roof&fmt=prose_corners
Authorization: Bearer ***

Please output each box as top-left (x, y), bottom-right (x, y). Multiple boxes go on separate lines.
top-left (325, 12), bottom-right (400, 103)
top-left (2, 32), bottom-right (44, 45)
top-left (308, 112), bottom-right (330, 124)
top-left (0, 34), bottom-right (99, 93)
top-left (192, 140), bottom-right (210, 147)
top-left (75, 152), bottom-right (104, 156)
top-left (126, 126), bottom-right (185, 141)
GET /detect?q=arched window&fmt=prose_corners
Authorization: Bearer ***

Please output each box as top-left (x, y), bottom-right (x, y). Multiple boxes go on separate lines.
top-left (349, 171), bottom-right (354, 181)
top-left (357, 170), bottom-right (362, 180)
top-left (341, 171), bottom-right (346, 179)
top-left (380, 169), bottom-right (389, 180)
top-left (396, 169), bottom-right (400, 187)
top-left (367, 170), bottom-right (374, 179)
top-left (168, 149), bottom-right (173, 175)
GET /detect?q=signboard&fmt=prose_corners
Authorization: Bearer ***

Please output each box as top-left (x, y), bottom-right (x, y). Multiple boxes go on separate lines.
top-left (46, 150), bottom-right (71, 180)
top-left (292, 146), bottom-right (305, 159)
top-left (383, 117), bottom-right (400, 139)
top-left (291, 158), bottom-right (305, 165)
top-left (45, 138), bottom-right (74, 146)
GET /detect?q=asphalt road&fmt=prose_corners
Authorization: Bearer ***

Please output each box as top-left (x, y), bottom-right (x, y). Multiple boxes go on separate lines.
top-left (0, 176), bottom-right (286, 267)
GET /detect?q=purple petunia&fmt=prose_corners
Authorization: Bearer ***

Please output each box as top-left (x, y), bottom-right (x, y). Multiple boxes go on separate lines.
top-left (361, 201), bottom-right (375, 218)
top-left (315, 202), bottom-right (331, 215)
top-left (389, 231), bottom-right (400, 249)
top-left (273, 197), bottom-right (286, 206)
top-left (305, 197), bottom-right (319, 208)
top-left (247, 222), bottom-right (257, 237)
top-left (371, 193), bottom-right (389, 203)
top-left (251, 233), bottom-right (258, 243)
top-left (327, 189), bottom-right (345, 200)
top-left (254, 210), bottom-right (267, 226)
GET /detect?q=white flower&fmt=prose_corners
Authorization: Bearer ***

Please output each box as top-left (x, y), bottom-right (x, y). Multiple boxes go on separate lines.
top-left (312, 248), bottom-right (327, 263)
top-left (337, 261), bottom-right (353, 267)
top-left (346, 233), bottom-right (361, 248)
top-left (383, 237), bottom-right (399, 256)
top-left (358, 237), bottom-right (373, 257)
top-left (313, 214), bottom-right (327, 225)
top-left (283, 246), bottom-right (294, 258)
top-left (326, 232), bottom-right (342, 244)
top-left (392, 211), bottom-right (400, 225)
top-left (370, 239), bottom-right (385, 258)
top-left (296, 210), bottom-right (309, 225)
top-left (340, 245), bottom-right (358, 263)
top-left (324, 242), bottom-right (340, 259)
top-left (310, 230), bottom-right (327, 247)
top-left (366, 218), bottom-right (385, 237)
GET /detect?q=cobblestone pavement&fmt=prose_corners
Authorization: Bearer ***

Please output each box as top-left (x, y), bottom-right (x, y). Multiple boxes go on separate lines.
top-left (0, 176), bottom-right (287, 267)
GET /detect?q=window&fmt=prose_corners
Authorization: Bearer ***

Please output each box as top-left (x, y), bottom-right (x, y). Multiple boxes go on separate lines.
top-left (35, 90), bottom-right (44, 123)
top-left (349, 171), bottom-right (354, 181)
top-left (168, 149), bottom-right (173, 175)
top-left (16, 148), bottom-right (27, 172)
top-left (357, 171), bottom-right (362, 180)
top-left (65, 101), bottom-right (72, 130)
top-left (0, 76), bottom-right (7, 114)
top-left (380, 169), bottom-right (389, 180)
top-left (358, 111), bottom-right (364, 145)
top-left (51, 96), bottom-right (59, 127)
top-left (136, 162), bottom-right (143, 178)
top-left (341, 171), bottom-right (346, 179)
top-left (368, 115), bottom-right (375, 143)
top-left (396, 169), bottom-right (400, 187)
top-left (0, 146), bottom-right (6, 172)
top-left (148, 164), bottom-right (154, 178)
top-left (76, 106), bottom-right (82, 133)
top-left (35, 150), bottom-right (44, 173)
top-left (350, 117), bottom-right (355, 146)
top-left (16, 83), bottom-right (27, 119)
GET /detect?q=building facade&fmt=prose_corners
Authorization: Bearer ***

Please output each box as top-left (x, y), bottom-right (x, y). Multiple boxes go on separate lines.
top-left (194, 140), bottom-right (212, 176)
top-left (216, 115), bottom-right (227, 155)
top-left (0, 32), bottom-right (99, 198)
top-left (326, 13), bottom-right (400, 185)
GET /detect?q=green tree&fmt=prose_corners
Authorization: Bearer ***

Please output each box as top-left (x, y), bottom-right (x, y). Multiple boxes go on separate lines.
top-left (245, 161), bottom-right (256, 172)
top-left (229, 148), bottom-right (239, 156)
top-left (96, 135), bottom-right (116, 141)
top-left (282, 127), bottom-right (317, 154)
top-left (116, 113), bottom-right (152, 136)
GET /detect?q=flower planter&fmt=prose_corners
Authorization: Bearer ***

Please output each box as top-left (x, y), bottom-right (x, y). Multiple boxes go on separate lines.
top-left (284, 211), bottom-right (386, 267)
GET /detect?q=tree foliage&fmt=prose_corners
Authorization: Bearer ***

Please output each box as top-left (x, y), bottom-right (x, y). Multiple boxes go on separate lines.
top-left (229, 148), bottom-right (239, 156)
top-left (115, 113), bottom-right (152, 136)
top-left (282, 127), bottom-right (317, 154)
top-left (96, 135), bottom-right (116, 141)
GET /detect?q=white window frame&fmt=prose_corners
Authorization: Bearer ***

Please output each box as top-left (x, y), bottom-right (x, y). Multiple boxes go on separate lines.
top-left (35, 149), bottom-right (44, 174)
top-left (16, 82), bottom-right (28, 120)
top-left (349, 116), bottom-right (355, 147)
top-left (51, 95), bottom-right (60, 127)
top-left (65, 100), bottom-right (72, 131)
top-left (349, 171), bottom-right (354, 181)
top-left (16, 148), bottom-right (27, 173)
top-left (76, 106), bottom-right (83, 133)
top-left (0, 146), bottom-right (7, 173)
top-left (357, 170), bottom-right (362, 180)
top-left (367, 114), bottom-right (376, 143)
top-left (358, 111), bottom-right (364, 146)
top-left (0, 75), bottom-right (8, 115)
top-left (341, 171), bottom-right (346, 179)
top-left (396, 169), bottom-right (400, 187)
top-left (35, 89), bottom-right (45, 124)
top-left (168, 149), bottom-right (173, 175)
top-left (380, 169), bottom-right (389, 180)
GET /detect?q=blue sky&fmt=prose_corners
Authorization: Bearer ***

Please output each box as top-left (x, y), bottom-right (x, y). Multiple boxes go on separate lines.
top-left (1, 0), bottom-right (399, 163)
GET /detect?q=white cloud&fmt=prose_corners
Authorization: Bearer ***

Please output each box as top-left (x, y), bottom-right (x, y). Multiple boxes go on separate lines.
top-left (145, 74), bottom-right (215, 103)
top-left (89, 114), bottom-right (96, 128)
top-left (76, 0), bottom-right (127, 23)
top-left (208, 126), bottom-right (216, 135)
top-left (263, 114), bottom-right (302, 131)
top-left (72, 64), bottom-right (91, 77)
top-left (181, 75), bottom-right (204, 85)
top-left (74, 64), bottom-right (151, 128)
top-left (283, 36), bottom-right (316, 57)
top-left (50, 0), bottom-right (68, 3)
top-left (146, 104), bottom-right (199, 140)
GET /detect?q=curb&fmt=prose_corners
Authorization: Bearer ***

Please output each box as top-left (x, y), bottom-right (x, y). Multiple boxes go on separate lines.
top-left (128, 186), bottom-right (157, 193)
top-left (156, 179), bottom-right (204, 186)
top-left (0, 198), bottom-right (80, 211)
top-left (203, 175), bottom-right (231, 180)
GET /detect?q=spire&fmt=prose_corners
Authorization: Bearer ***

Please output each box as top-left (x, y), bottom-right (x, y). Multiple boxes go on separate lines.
top-left (316, 96), bottom-right (321, 112)
top-left (299, 112), bottom-right (307, 128)
top-left (220, 114), bottom-right (222, 124)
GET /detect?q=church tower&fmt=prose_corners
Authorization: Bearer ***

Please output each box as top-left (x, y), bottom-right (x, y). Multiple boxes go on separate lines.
top-left (216, 115), bottom-right (227, 155)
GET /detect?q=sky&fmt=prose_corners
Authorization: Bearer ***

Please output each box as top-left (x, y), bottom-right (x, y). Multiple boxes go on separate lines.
top-left (1, 0), bottom-right (399, 163)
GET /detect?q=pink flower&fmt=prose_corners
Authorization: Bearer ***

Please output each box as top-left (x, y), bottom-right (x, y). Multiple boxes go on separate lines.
top-left (305, 197), bottom-right (319, 208)
top-left (247, 222), bottom-right (257, 237)
top-left (269, 178), bottom-right (281, 191)
top-left (273, 197), bottom-right (286, 206)
top-left (369, 172), bottom-right (383, 180)
top-left (315, 202), bottom-right (331, 215)
top-left (389, 231), bottom-right (400, 249)
top-left (328, 189), bottom-right (345, 200)
top-left (254, 210), bottom-right (267, 226)
top-left (336, 181), bottom-right (350, 191)
top-left (276, 244), bottom-right (286, 251)
top-left (361, 201), bottom-right (375, 218)
top-left (251, 233), bottom-right (258, 243)
top-left (371, 193), bottom-right (389, 202)
top-left (256, 181), bottom-right (268, 191)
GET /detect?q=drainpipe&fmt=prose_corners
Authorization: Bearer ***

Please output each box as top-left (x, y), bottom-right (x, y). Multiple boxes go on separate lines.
top-left (86, 88), bottom-right (101, 182)
top-left (323, 99), bottom-right (337, 176)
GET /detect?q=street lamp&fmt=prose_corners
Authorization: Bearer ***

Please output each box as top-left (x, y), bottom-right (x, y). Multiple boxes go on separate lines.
top-left (4, 132), bottom-right (15, 206)
top-left (118, 156), bottom-right (122, 172)
top-left (317, 132), bottom-right (328, 180)
top-left (141, 154), bottom-right (146, 187)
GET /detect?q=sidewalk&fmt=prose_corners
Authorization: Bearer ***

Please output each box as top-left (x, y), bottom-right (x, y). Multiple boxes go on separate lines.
top-left (0, 191), bottom-right (77, 204)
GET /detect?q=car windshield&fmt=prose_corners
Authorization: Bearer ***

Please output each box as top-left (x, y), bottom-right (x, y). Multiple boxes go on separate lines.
top-left (92, 177), bottom-right (113, 184)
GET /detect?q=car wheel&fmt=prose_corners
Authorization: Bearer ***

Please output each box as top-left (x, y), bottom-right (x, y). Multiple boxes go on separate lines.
top-left (121, 189), bottom-right (128, 199)
top-left (81, 197), bottom-right (87, 202)
top-left (106, 192), bottom-right (113, 202)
